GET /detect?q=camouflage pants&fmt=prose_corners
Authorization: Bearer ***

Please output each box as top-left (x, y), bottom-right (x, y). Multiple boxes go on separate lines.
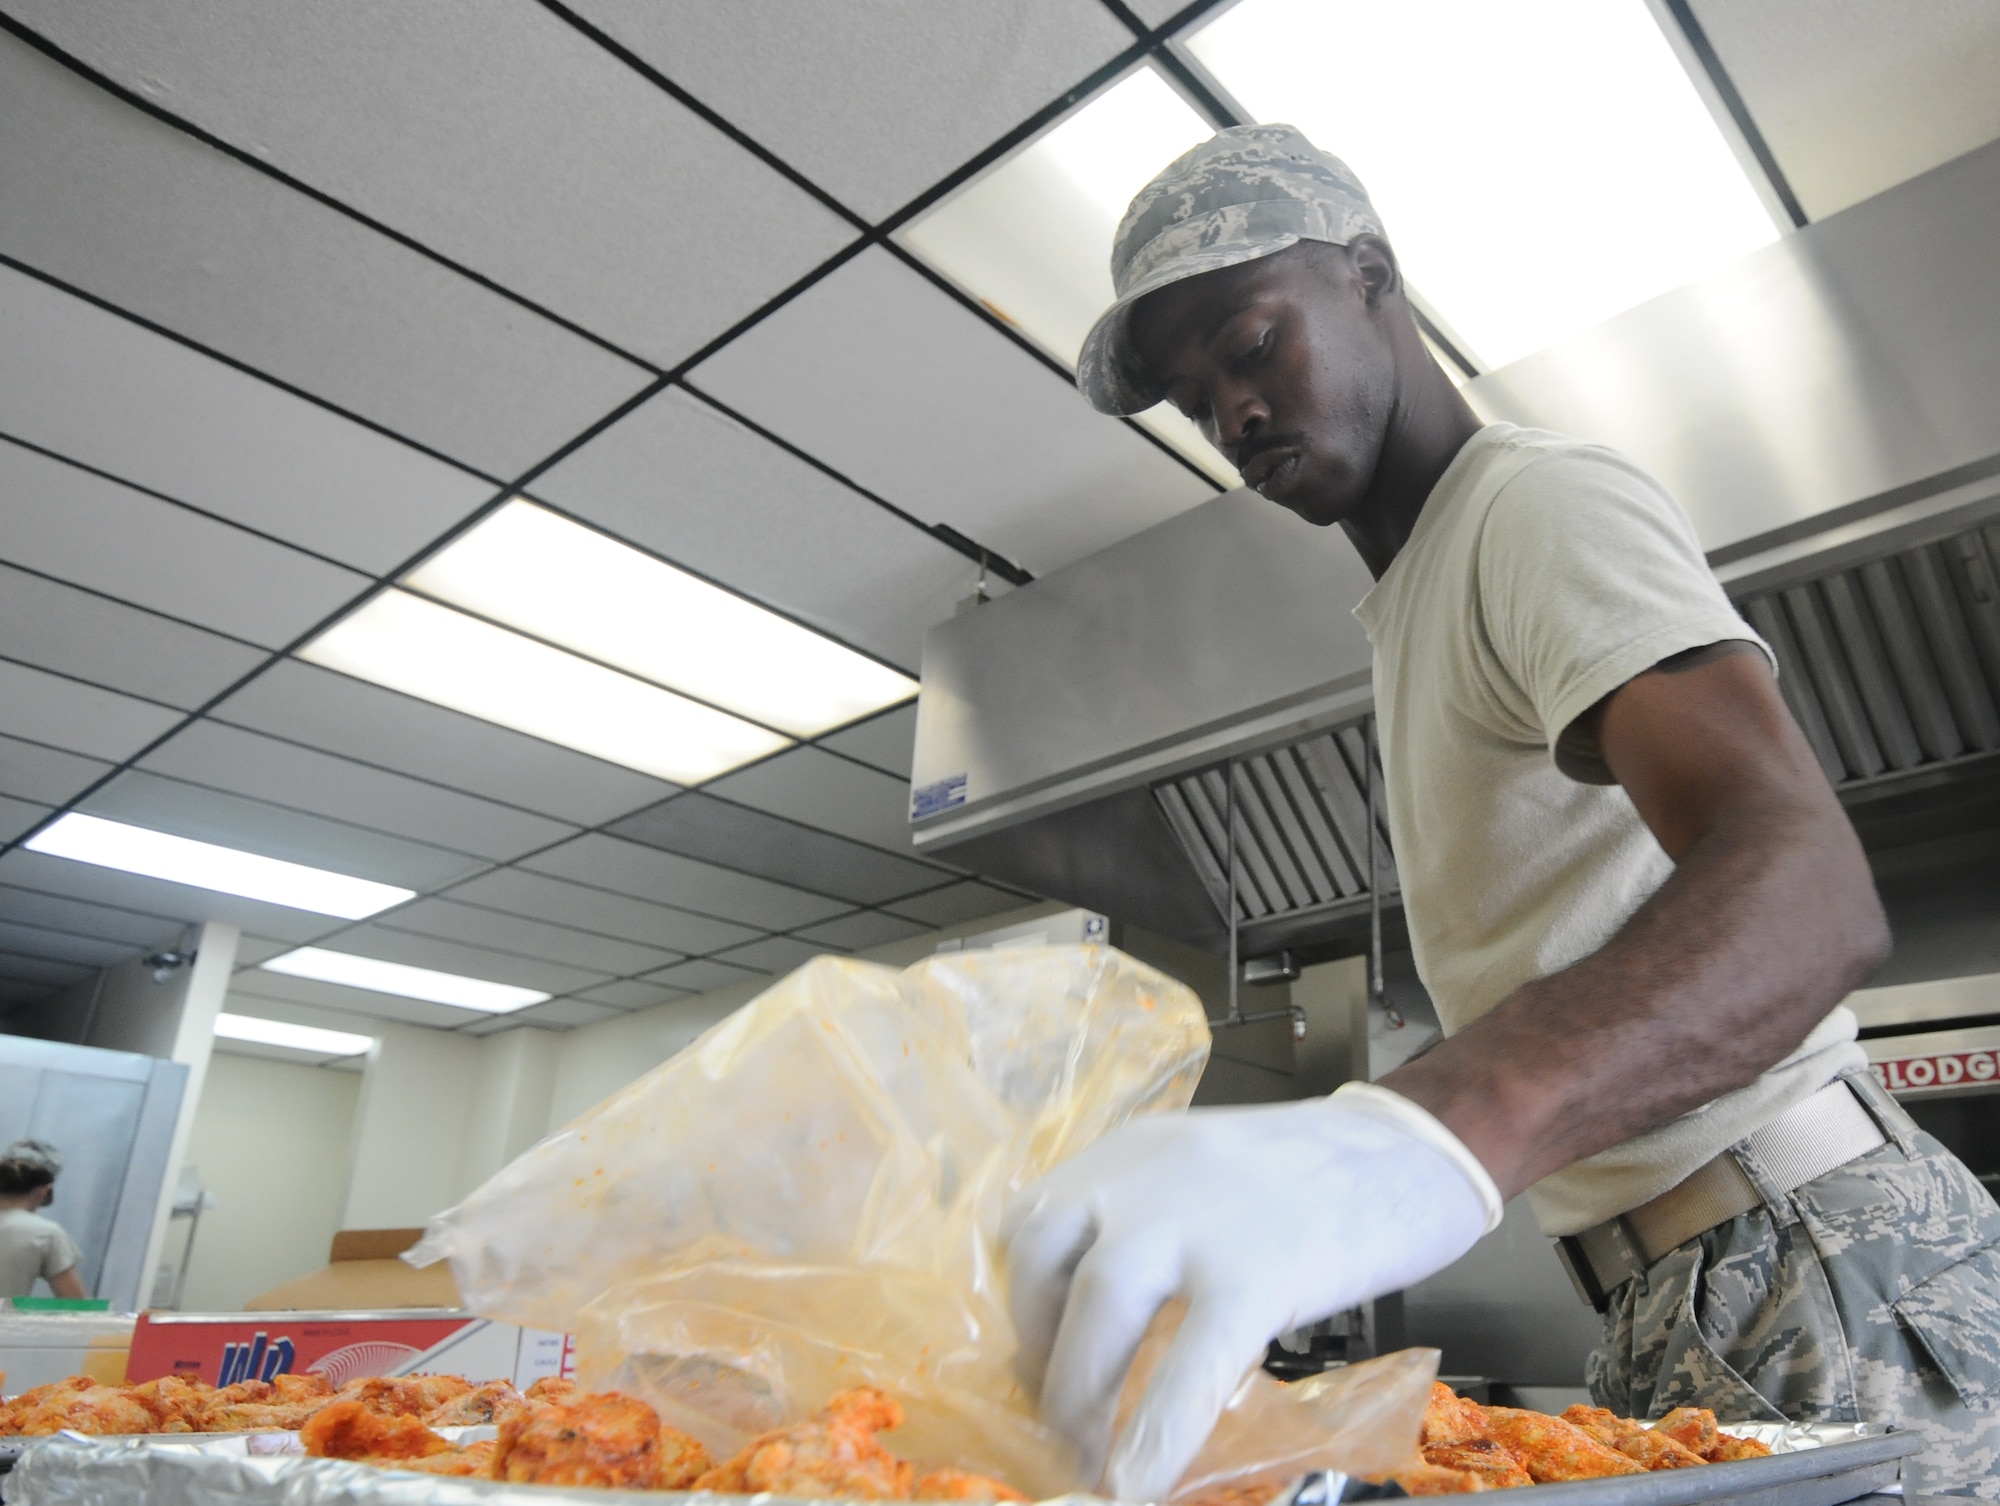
top-left (1588, 1074), bottom-right (2000, 1497)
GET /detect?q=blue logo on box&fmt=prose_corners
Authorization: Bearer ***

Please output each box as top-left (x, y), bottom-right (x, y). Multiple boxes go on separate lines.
top-left (219, 1332), bottom-right (295, 1385)
top-left (911, 773), bottom-right (968, 821)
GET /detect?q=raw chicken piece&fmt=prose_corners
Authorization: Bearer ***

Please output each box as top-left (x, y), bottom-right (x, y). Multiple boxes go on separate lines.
top-left (1478, 1408), bottom-right (1644, 1481)
top-left (1560, 1405), bottom-right (1704, 1470)
top-left (6, 1379), bottom-right (155, 1437)
top-left (525, 1375), bottom-right (578, 1402)
top-left (330, 1376), bottom-right (441, 1418)
top-left (1422, 1439), bottom-right (1533, 1488)
top-left (912, 1465), bottom-right (1030, 1501)
top-left (301, 1398), bottom-right (450, 1461)
top-left (492, 1389), bottom-right (710, 1489)
top-left (423, 1378), bottom-right (527, 1428)
top-left (696, 1386), bottom-right (915, 1500)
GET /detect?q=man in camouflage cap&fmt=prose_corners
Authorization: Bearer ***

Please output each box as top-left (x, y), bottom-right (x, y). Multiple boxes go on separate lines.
top-left (1005, 124), bottom-right (2000, 1498)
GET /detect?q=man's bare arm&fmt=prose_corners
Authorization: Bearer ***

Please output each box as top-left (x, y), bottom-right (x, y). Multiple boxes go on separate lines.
top-left (1380, 644), bottom-right (1889, 1199)
top-left (49, 1265), bottom-right (85, 1300)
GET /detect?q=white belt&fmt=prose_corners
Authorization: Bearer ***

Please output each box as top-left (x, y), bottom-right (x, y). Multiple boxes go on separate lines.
top-left (1555, 1076), bottom-right (1892, 1310)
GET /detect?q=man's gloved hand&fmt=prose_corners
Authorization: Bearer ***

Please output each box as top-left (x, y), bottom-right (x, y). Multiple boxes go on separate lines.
top-left (1001, 1082), bottom-right (1502, 1503)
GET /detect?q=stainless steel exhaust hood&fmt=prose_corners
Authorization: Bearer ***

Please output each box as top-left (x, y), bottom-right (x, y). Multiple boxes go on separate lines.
top-left (910, 137), bottom-right (2000, 963)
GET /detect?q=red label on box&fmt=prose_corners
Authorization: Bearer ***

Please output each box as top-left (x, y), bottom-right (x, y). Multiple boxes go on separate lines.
top-left (1874, 1051), bottom-right (2000, 1093)
top-left (128, 1314), bottom-right (480, 1387)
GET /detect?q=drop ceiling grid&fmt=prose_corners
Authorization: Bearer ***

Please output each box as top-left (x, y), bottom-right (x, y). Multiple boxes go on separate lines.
top-left (0, 0), bottom-right (1225, 1029)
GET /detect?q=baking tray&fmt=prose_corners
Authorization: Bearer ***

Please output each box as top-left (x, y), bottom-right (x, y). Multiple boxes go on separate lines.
top-left (0, 1428), bottom-right (1920, 1506)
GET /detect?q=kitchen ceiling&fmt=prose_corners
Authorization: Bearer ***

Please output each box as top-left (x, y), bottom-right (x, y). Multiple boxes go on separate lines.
top-left (1, 0), bottom-right (1995, 1059)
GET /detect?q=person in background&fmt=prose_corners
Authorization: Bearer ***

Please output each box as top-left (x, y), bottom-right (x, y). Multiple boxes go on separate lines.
top-left (0, 1140), bottom-right (86, 1301)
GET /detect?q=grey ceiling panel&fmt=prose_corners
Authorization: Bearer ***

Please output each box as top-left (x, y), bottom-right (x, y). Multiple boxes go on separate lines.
top-left (0, 850), bottom-right (340, 943)
top-left (0, 919), bottom-right (135, 970)
top-left (690, 249), bottom-right (1215, 577)
top-left (0, 885), bottom-right (184, 950)
top-left (0, 263), bottom-right (493, 572)
top-left (566, 0), bottom-right (1131, 222)
top-left (443, 867), bottom-right (761, 956)
top-left (502, 996), bottom-right (622, 1030)
top-left (212, 662), bottom-right (675, 827)
top-left (641, 957), bottom-right (766, 996)
top-left (227, 968), bottom-right (484, 1029)
top-left (0, 950), bottom-right (91, 988)
top-left (231, 935), bottom-right (295, 968)
top-left (609, 793), bottom-right (955, 905)
top-left (712, 935), bottom-right (843, 975)
top-left (137, 722), bottom-right (576, 863)
top-left (325, 924), bottom-right (612, 996)
top-left (885, 881), bottom-right (1033, 928)
top-left (0, 796), bottom-right (53, 845)
top-left (6, 0), bottom-right (856, 369)
top-left (0, 659), bottom-right (181, 763)
top-left (0, 32), bottom-right (651, 476)
top-left (530, 387), bottom-right (976, 672)
top-left (573, 978), bottom-right (692, 1009)
top-left (0, 979), bottom-right (56, 1008)
top-left (381, 897), bottom-right (681, 978)
top-left (80, 770), bottom-right (483, 892)
top-left (0, 734), bottom-right (114, 809)
top-left (0, 439), bottom-right (368, 650)
top-left (1692, 0), bottom-right (2000, 220)
top-left (819, 703), bottom-right (920, 779)
top-left (520, 832), bottom-right (848, 930)
top-left (1119, 0), bottom-right (1194, 26)
top-left (704, 746), bottom-right (917, 853)
top-left (792, 909), bottom-right (928, 951)
top-left (0, 564), bottom-right (266, 710)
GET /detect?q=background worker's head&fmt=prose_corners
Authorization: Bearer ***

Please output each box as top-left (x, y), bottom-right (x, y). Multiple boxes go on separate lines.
top-left (1077, 125), bottom-right (1439, 528)
top-left (0, 1139), bottom-right (63, 1209)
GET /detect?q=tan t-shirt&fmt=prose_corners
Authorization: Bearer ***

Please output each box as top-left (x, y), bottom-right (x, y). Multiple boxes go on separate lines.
top-left (1352, 424), bottom-right (1864, 1236)
top-left (0, 1207), bottom-right (82, 1298)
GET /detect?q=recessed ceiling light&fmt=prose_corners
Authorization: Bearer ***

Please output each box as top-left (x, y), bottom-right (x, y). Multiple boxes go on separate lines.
top-left (24, 813), bottom-right (414, 919)
top-left (261, 946), bottom-right (549, 1014)
top-left (404, 502), bottom-right (915, 739)
top-left (299, 589), bottom-right (790, 785)
top-left (897, 67), bottom-right (1235, 485)
top-left (214, 1012), bottom-right (374, 1057)
top-left (1184, 0), bottom-right (1781, 368)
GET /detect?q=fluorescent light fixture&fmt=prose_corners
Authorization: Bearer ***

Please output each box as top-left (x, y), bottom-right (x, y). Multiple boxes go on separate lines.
top-left (897, 67), bottom-right (1236, 485)
top-left (214, 1012), bottom-right (374, 1057)
top-left (261, 946), bottom-right (549, 1014)
top-left (404, 501), bottom-right (915, 738)
top-left (25, 813), bottom-right (414, 919)
top-left (1185, 0), bottom-right (1780, 368)
top-left (300, 590), bottom-right (789, 784)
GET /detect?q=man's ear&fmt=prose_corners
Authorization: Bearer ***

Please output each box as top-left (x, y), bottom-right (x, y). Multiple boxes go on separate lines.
top-left (1346, 235), bottom-right (1401, 307)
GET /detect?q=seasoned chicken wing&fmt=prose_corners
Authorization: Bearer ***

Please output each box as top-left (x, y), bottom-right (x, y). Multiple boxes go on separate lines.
top-left (1420, 1381), bottom-right (1492, 1448)
top-left (695, 1386), bottom-right (914, 1500)
top-left (5, 1378), bottom-right (155, 1437)
top-left (1653, 1406), bottom-right (1719, 1457)
top-left (492, 1388), bottom-right (710, 1489)
top-left (1708, 1432), bottom-right (1775, 1462)
top-left (525, 1375), bottom-right (579, 1403)
top-left (390, 1439), bottom-right (500, 1476)
top-left (301, 1398), bottom-right (451, 1461)
top-left (1559, 1404), bottom-right (1704, 1470)
top-left (1477, 1407), bottom-right (1644, 1481)
top-left (423, 1378), bottom-right (527, 1428)
top-left (912, 1466), bottom-right (1030, 1501)
top-left (1422, 1439), bottom-right (1533, 1488)
top-left (1376, 1458), bottom-right (1488, 1494)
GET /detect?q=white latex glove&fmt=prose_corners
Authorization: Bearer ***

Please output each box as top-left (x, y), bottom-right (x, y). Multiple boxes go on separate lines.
top-left (1001, 1082), bottom-right (1501, 1503)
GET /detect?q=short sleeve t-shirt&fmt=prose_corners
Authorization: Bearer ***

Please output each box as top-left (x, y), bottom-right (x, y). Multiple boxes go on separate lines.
top-left (1352, 424), bottom-right (1864, 1236)
top-left (0, 1208), bottom-right (83, 1298)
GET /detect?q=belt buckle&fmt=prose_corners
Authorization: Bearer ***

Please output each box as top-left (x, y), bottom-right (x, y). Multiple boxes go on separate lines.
top-left (1556, 1217), bottom-right (1646, 1313)
top-left (1554, 1235), bottom-right (1609, 1311)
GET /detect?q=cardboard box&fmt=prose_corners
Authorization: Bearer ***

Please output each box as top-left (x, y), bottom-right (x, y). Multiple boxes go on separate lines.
top-left (244, 1228), bottom-right (461, 1312)
top-left (126, 1310), bottom-right (574, 1388)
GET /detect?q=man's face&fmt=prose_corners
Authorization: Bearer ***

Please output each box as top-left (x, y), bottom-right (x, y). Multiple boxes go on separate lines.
top-left (1126, 239), bottom-right (1399, 527)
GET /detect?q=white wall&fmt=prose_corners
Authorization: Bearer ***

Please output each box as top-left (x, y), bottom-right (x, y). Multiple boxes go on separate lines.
top-left (458, 1027), bottom-right (559, 1193)
top-left (341, 1021), bottom-right (481, 1228)
top-left (177, 1052), bottom-right (360, 1311)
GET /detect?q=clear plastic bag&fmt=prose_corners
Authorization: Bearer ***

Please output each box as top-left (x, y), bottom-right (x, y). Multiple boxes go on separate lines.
top-left (409, 946), bottom-right (1432, 1501)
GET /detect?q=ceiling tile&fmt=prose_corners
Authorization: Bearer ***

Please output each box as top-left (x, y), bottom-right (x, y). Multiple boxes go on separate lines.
top-left (1119, 0), bottom-right (1193, 26)
top-left (6, 0), bottom-right (857, 369)
top-left (0, 919), bottom-right (135, 970)
top-left (689, 248), bottom-right (1215, 577)
top-left (573, 978), bottom-right (692, 1009)
top-left (320, 924), bottom-right (612, 996)
top-left (381, 897), bottom-right (681, 977)
top-left (818, 703), bottom-right (919, 779)
top-left (0, 796), bottom-right (54, 845)
top-left (566, 1), bottom-right (1132, 222)
top-left (641, 957), bottom-right (767, 995)
top-left (712, 935), bottom-right (844, 975)
top-left (885, 880), bottom-right (1034, 928)
top-left (0, 439), bottom-right (372, 652)
top-left (703, 746), bottom-right (916, 853)
top-left (0, 31), bottom-right (652, 476)
top-left (520, 832), bottom-right (848, 930)
top-left (443, 867), bottom-right (761, 956)
top-left (211, 660), bottom-right (674, 828)
top-left (228, 968), bottom-right (484, 1029)
top-left (792, 910), bottom-right (928, 951)
top-left (503, 996), bottom-right (622, 1029)
top-left (0, 849), bottom-right (344, 944)
top-left (0, 659), bottom-right (181, 763)
top-left (0, 950), bottom-right (91, 988)
top-left (231, 935), bottom-right (296, 968)
top-left (531, 388), bottom-right (978, 673)
top-left (0, 734), bottom-right (113, 809)
top-left (79, 770), bottom-right (483, 892)
top-left (0, 263), bottom-right (493, 572)
top-left (0, 563), bottom-right (266, 710)
top-left (1693, 0), bottom-right (2000, 219)
top-left (609, 793), bottom-right (955, 905)
top-left (0, 885), bottom-right (185, 950)
top-left (137, 721), bottom-right (576, 863)
top-left (0, 979), bottom-right (57, 1009)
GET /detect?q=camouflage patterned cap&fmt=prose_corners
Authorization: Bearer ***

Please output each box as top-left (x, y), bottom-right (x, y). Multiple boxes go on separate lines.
top-left (1077, 123), bottom-right (1384, 415)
